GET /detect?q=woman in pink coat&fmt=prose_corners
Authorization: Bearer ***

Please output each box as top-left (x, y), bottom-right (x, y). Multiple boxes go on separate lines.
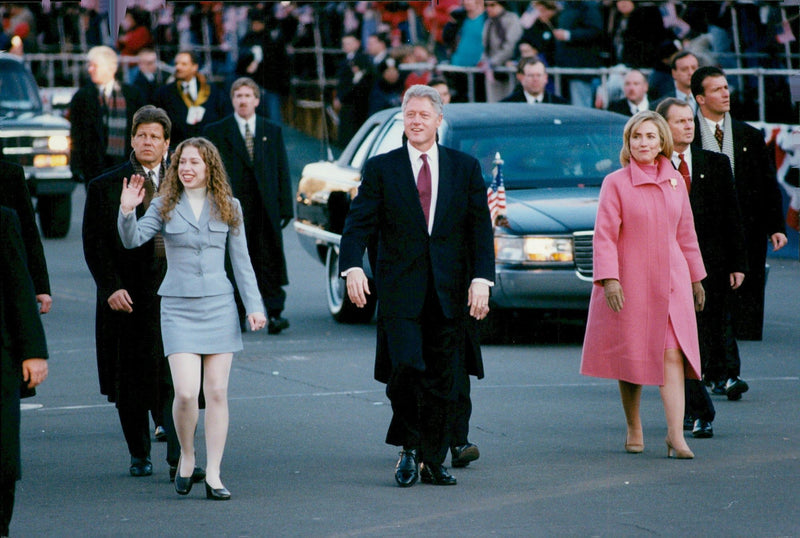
top-left (580, 111), bottom-right (707, 459)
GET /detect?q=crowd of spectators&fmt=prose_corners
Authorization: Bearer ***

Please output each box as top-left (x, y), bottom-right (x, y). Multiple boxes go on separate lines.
top-left (2, 1), bottom-right (797, 128)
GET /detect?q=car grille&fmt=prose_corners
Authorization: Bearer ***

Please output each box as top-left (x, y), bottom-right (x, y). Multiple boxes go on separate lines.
top-left (573, 231), bottom-right (594, 281)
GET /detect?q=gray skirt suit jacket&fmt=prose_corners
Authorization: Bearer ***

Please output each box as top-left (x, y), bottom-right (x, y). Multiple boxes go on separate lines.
top-left (118, 193), bottom-right (263, 355)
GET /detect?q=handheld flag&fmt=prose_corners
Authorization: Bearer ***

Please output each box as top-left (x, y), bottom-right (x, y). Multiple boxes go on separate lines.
top-left (487, 152), bottom-right (507, 227)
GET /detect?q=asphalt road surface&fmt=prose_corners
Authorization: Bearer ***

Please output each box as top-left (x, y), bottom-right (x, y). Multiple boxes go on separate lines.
top-left (11, 127), bottom-right (800, 537)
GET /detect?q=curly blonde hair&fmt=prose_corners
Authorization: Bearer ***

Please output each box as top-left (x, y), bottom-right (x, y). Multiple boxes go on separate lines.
top-left (158, 137), bottom-right (241, 231)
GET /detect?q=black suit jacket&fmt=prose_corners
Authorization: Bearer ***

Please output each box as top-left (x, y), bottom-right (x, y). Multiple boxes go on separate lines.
top-left (339, 144), bottom-right (494, 380)
top-left (82, 162), bottom-right (168, 404)
top-left (68, 82), bottom-right (143, 183)
top-left (0, 161), bottom-right (50, 295)
top-left (692, 117), bottom-right (785, 340)
top-left (154, 77), bottom-right (232, 149)
top-left (0, 207), bottom-right (48, 482)
top-left (501, 87), bottom-right (568, 104)
top-left (203, 115), bottom-right (293, 287)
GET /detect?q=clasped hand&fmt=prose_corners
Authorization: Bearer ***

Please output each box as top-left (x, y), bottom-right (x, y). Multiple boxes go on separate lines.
top-left (692, 281), bottom-right (705, 312)
top-left (120, 174), bottom-right (146, 213)
top-left (248, 312), bottom-right (267, 331)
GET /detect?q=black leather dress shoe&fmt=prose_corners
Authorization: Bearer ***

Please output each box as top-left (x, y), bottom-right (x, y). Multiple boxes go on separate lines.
top-left (205, 481), bottom-right (231, 501)
top-left (451, 443), bottom-right (480, 468)
top-left (420, 463), bottom-right (457, 486)
top-left (724, 377), bottom-right (749, 401)
top-left (711, 380), bottom-right (727, 395)
top-left (683, 416), bottom-right (694, 431)
top-left (692, 419), bottom-right (714, 438)
top-left (394, 449), bottom-right (419, 487)
top-left (268, 317), bottom-right (290, 334)
top-left (169, 465), bottom-right (206, 483)
top-left (129, 457), bottom-right (152, 477)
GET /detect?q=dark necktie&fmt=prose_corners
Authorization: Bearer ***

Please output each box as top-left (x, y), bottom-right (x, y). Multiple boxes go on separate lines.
top-left (244, 122), bottom-right (254, 160)
top-left (714, 123), bottom-right (724, 150)
top-left (678, 153), bottom-right (691, 194)
top-left (143, 171), bottom-right (166, 257)
top-left (417, 154), bottom-right (432, 228)
top-left (182, 82), bottom-right (191, 100)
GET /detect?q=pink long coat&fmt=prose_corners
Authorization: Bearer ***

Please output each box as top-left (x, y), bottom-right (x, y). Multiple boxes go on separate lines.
top-left (580, 155), bottom-right (707, 386)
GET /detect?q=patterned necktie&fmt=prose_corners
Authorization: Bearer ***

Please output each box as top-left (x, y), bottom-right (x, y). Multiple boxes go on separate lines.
top-left (142, 170), bottom-right (156, 208)
top-left (417, 154), bottom-right (432, 228)
top-left (244, 122), bottom-right (254, 160)
top-left (714, 123), bottom-right (724, 150)
top-left (678, 153), bottom-right (691, 194)
top-left (143, 171), bottom-right (166, 257)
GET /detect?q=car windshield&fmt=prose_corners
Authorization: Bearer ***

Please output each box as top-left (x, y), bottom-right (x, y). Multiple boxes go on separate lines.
top-left (0, 63), bottom-right (42, 115)
top-left (449, 124), bottom-right (622, 189)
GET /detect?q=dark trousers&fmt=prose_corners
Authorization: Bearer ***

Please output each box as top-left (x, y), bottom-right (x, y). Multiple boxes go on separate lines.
top-left (0, 480), bottom-right (13, 536)
top-left (698, 277), bottom-right (741, 383)
top-left (685, 380), bottom-right (716, 422)
top-left (118, 383), bottom-right (179, 465)
top-left (384, 288), bottom-right (463, 465)
top-left (449, 363), bottom-right (472, 448)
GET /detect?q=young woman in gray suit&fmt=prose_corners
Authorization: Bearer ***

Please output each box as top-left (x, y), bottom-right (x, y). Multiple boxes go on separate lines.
top-left (118, 137), bottom-right (266, 500)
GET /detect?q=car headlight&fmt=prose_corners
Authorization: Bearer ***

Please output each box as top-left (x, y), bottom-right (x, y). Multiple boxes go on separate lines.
top-left (32, 136), bottom-right (70, 152)
top-left (48, 135), bottom-right (70, 152)
top-left (494, 236), bottom-right (574, 263)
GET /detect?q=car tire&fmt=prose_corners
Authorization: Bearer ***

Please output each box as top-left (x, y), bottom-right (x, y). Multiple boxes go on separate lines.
top-left (326, 245), bottom-right (376, 323)
top-left (38, 193), bottom-right (71, 238)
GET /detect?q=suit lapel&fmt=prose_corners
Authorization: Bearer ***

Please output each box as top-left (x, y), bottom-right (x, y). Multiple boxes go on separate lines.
top-left (253, 118), bottom-right (269, 166)
top-left (226, 116), bottom-right (252, 166)
top-left (175, 191), bottom-right (201, 229)
top-left (431, 145), bottom-right (453, 236)
top-left (393, 149), bottom-right (428, 233)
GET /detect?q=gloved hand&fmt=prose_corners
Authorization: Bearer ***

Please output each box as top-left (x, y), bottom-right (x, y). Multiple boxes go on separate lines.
top-left (692, 281), bottom-right (705, 312)
top-left (603, 278), bottom-right (624, 312)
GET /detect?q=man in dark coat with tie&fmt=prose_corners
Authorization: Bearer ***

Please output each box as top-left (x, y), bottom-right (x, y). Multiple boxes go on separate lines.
top-left (658, 98), bottom-right (748, 438)
top-left (69, 46), bottom-right (144, 184)
top-left (691, 66), bottom-right (787, 400)
top-left (82, 106), bottom-right (196, 481)
top-left (204, 77), bottom-right (293, 333)
top-left (154, 50), bottom-right (231, 150)
top-left (0, 207), bottom-right (48, 538)
top-left (0, 160), bottom-right (52, 314)
top-left (501, 58), bottom-right (567, 104)
top-left (340, 85), bottom-right (495, 487)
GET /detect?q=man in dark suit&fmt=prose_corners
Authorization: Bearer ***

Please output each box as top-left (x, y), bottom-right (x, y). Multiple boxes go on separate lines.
top-left (69, 45), bottom-right (144, 185)
top-left (0, 161), bottom-right (51, 314)
top-left (204, 77), bottom-right (293, 334)
top-left (333, 33), bottom-right (373, 147)
top-left (691, 66), bottom-right (787, 400)
top-left (129, 48), bottom-right (161, 104)
top-left (153, 50), bottom-right (231, 150)
top-left (0, 207), bottom-right (48, 538)
top-left (657, 98), bottom-right (748, 438)
top-left (82, 106), bottom-right (199, 481)
top-left (339, 85), bottom-right (495, 487)
top-left (651, 51), bottom-right (699, 112)
top-left (501, 57), bottom-right (568, 104)
top-left (607, 69), bottom-right (651, 116)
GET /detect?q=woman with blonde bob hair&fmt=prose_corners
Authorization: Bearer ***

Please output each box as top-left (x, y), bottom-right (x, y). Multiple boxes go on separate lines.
top-left (580, 111), bottom-right (707, 459)
top-left (118, 137), bottom-right (266, 500)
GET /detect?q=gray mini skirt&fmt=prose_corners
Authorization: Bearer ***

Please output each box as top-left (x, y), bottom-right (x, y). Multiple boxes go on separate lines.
top-left (161, 293), bottom-right (242, 356)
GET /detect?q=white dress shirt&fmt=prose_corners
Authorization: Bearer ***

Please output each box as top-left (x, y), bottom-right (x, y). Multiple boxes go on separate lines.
top-left (234, 113), bottom-right (256, 141)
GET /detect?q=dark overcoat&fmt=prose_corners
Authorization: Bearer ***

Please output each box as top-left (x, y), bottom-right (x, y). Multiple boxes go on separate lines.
top-left (0, 208), bottom-right (48, 482)
top-left (68, 82), bottom-right (143, 183)
top-left (0, 161), bottom-right (50, 295)
top-left (82, 162), bottom-right (169, 406)
top-left (153, 77), bottom-right (231, 149)
top-left (500, 87), bottom-right (568, 104)
top-left (339, 144), bottom-right (495, 383)
top-left (688, 149), bottom-right (748, 366)
top-left (203, 115), bottom-right (293, 300)
top-left (693, 118), bottom-right (786, 340)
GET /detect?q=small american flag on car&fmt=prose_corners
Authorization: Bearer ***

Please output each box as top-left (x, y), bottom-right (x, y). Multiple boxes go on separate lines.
top-left (487, 152), bottom-right (507, 226)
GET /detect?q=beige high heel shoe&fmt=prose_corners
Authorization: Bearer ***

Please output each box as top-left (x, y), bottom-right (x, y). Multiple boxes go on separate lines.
top-left (625, 439), bottom-right (644, 453)
top-left (665, 438), bottom-right (694, 459)
top-left (625, 433), bottom-right (644, 453)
